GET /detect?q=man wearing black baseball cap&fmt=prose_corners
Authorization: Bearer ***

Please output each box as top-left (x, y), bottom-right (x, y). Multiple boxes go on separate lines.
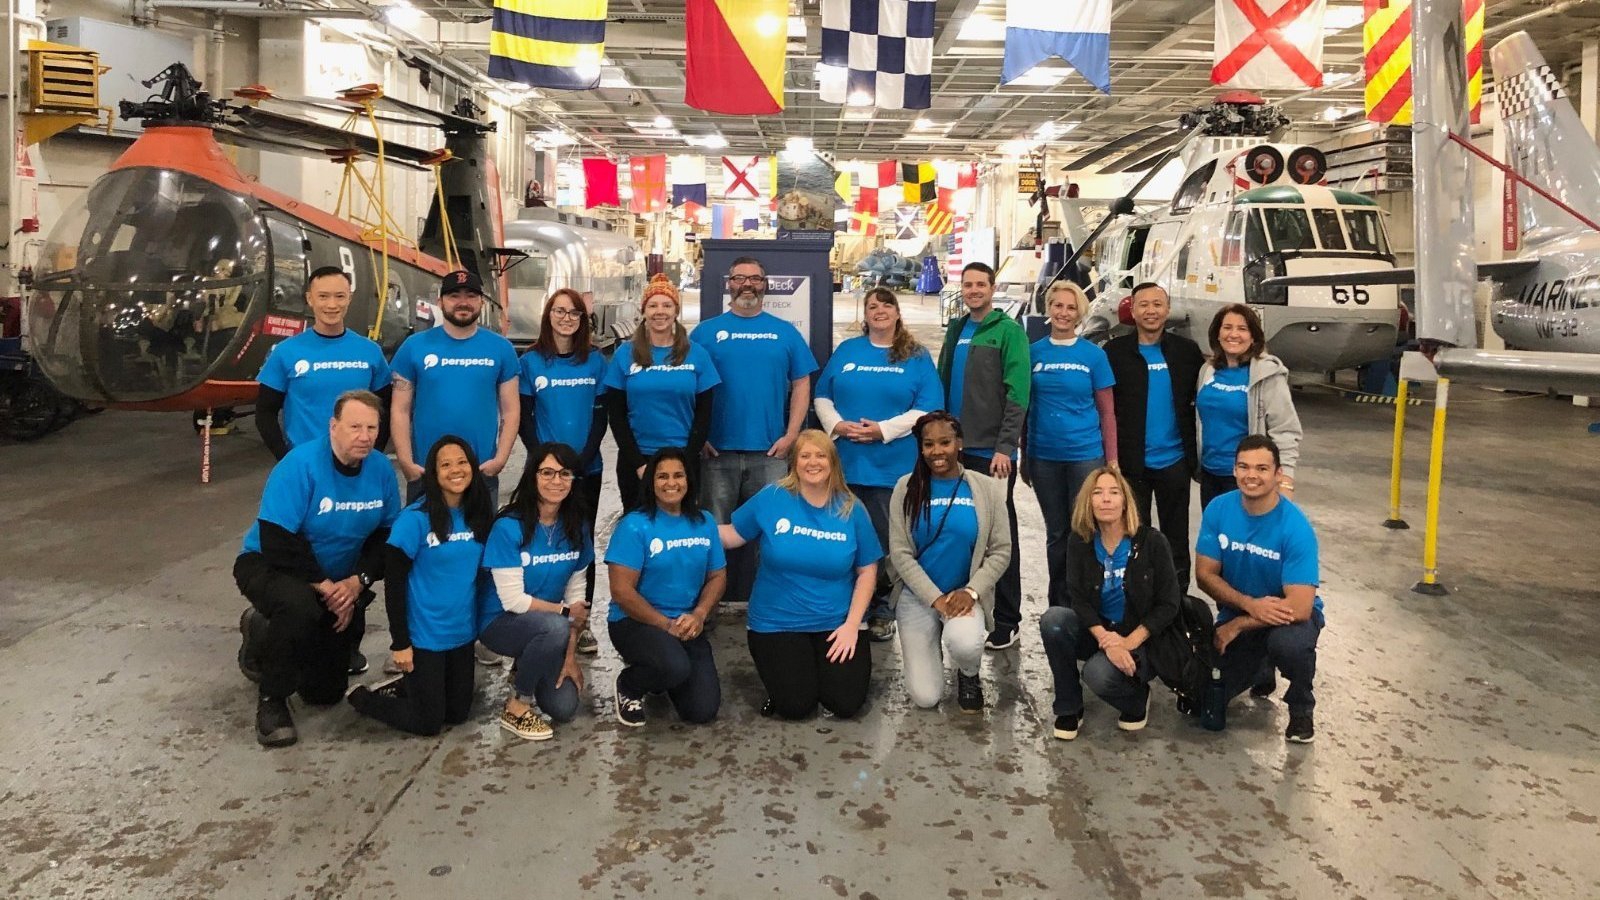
top-left (390, 269), bottom-right (520, 503)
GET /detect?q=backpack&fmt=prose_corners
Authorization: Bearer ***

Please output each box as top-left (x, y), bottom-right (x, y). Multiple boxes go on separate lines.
top-left (1148, 594), bottom-right (1217, 710)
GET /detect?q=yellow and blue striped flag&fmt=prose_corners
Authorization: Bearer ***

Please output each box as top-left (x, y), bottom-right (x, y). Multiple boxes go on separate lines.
top-left (489, 0), bottom-right (607, 91)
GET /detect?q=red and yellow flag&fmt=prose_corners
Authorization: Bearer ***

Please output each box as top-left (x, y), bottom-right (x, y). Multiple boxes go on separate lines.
top-left (1364, 0), bottom-right (1482, 125)
top-left (629, 155), bottom-right (667, 214)
top-left (685, 0), bottom-right (787, 115)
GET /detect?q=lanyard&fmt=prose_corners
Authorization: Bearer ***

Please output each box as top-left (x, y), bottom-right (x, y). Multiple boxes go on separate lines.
top-left (915, 476), bottom-right (964, 558)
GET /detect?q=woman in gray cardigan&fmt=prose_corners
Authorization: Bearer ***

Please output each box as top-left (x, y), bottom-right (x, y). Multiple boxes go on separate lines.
top-left (888, 412), bottom-right (1012, 713)
top-left (1195, 304), bottom-right (1303, 509)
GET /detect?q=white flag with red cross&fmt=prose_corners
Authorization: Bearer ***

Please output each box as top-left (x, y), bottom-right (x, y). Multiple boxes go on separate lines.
top-left (1211, 0), bottom-right (1326, 91)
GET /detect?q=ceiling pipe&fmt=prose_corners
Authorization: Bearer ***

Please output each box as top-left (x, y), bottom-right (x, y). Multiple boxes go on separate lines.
top-left (144, 0), bottom-right (369, 17)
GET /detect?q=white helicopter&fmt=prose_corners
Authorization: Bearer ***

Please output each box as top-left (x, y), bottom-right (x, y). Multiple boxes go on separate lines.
top-left (1264, 31), bottom-right (1600, 395)
top-left (1058, 93), bottom-right (1404, 375)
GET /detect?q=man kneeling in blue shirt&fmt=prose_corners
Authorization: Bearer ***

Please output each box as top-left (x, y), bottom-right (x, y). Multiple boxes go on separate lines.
top-left (1195, 434), bottom-right (1323, 744)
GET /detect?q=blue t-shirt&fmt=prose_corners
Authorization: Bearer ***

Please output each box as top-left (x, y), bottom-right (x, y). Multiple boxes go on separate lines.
top-left (947, 319), bottom-right (978, 423)
top-left (1138, 343), bottom-right (1185, 470)
top-left (520, 349), bottom-right (608, 475)
top-left (909, 476), bottom-right (980, 594)
top-left (479, 514), bottom-right (594, 629)
top-left (1094, 535), bottom-right (1132, 625)
top-left (387, 504), bottom-right (485, 651)
top-left (815, 336), bottom-right (944, 488)
top-left (690, 311), bottom-right (817, 452)
top-left (1197, 365), bottom-right (1251, 476)
top-left (730, 485), bottom-right (883, 633)
top-left (390, 326), bottom-right (520, 465)
top-left (1196, 492), bottom-right (1323, 626)
top-left (257, 329), bottom-right (391, 450)
top-left (1028, 338), bottom-right (1116, 463)
top-left (604, 510), bottom-right (727, 623)
top-left (240, 438), bottom-right (401, 579)
top-left (603, 343), bottom-right (722, 455)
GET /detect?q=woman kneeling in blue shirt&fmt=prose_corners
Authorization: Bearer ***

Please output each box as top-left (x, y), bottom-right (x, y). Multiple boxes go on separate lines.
top-left (349, 435), bottom-right (492, 735)
top-left (721, 430), bottom-right (883, 720)
top-left (478, 441), bottom-right (594, 741)
top-left (606, 448), bottom-right (727, 727)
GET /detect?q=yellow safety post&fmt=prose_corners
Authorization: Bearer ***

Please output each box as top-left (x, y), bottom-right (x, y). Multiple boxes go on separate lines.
top-left (1383, 378), bottom-right (1411, 529)
top-left (1412, 377), bottom-right (1449, 595)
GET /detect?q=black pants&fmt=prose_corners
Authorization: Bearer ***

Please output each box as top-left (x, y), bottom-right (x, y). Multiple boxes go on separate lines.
top-left (349, 642), bottom-right (475, 736)
top-left (851, 485), bottom-right (895, 622)
top-left (577, 471), bottom-right (603, 604)
top-left (617, 459), bottom-right (646, 513)
top-left (234, 552), bottom-right (367, 703)
top-left (1127, 461), bottom-right (1192, 591)
top-left (609, 618), bottom-right (721, 723)
top-left (747, 630), bottom-right (872, 719)
top-left (1198, 469), bottom-right (1236, 513)
top-left (962, 452), bottom-right (1020, 633)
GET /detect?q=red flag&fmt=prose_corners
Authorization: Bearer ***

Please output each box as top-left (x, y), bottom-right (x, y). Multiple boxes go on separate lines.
top-left (685, 0), bottom-right (787, 115)
top-left (629, 155), bottom-right (667, 214)
top-left (582, 157), bottom-right (620, 208)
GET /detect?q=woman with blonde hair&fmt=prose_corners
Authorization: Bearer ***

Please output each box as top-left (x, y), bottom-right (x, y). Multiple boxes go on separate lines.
top-left (815, 286), bottom-right (944, 642)
top-left (720, 429), bottom-right (882, 719)
top-left (1023, 279), bottom-right (1118, 608)
top-left (603, 273), bottom-right (721, 511)
top-left (1037, 466), bottom-right (1180, 741)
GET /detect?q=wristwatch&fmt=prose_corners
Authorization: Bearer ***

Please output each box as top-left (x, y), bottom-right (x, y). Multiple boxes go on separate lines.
top-left (560, 605), bottom-right (571, 618)
top-left (963, 587), bottom-right (980, 602)
top-left (358, 572), bottom-right (374, 589)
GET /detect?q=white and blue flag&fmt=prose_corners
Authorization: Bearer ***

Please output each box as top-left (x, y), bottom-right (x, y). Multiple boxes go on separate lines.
top-left (1002, 0), bottom-right (1112, 94)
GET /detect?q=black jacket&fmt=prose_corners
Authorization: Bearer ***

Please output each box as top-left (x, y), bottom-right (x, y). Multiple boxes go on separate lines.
top-left (1055, 526), bottom-right (1181, 640)
top-left (1104, 332), bottom-right (1204, 478)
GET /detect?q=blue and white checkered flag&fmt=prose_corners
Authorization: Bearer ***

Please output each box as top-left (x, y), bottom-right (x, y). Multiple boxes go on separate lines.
top-left (817, 0), bottom-right (935, 110)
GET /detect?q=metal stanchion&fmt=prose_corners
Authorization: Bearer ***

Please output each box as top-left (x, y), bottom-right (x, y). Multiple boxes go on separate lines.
top-left (1383, 379), bottom-right (1411, 529)
top-left (1412, 377), bottom-right (1449, 595)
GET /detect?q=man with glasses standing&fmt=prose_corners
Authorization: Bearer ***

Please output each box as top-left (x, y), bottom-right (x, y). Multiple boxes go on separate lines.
top-left (690, 256), bottom-right (818, 606)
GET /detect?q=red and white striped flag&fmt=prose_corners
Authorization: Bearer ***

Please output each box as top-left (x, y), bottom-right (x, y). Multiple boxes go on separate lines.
top-left (946, 215), bottom-right (968, 283)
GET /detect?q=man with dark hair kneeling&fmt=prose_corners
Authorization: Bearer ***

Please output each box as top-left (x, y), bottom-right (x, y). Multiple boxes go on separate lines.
top-left (1194, 434), bottom-right (1324, 744)
top-left (235, 390), bottom-right (402, 747)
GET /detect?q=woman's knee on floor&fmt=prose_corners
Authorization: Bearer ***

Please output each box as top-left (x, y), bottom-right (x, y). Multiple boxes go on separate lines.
top-left (1038, 605), bottom-right (1082, 646)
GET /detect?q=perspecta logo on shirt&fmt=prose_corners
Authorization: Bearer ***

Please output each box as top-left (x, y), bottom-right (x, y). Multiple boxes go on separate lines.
top-left (317, 496), bottom-right (385, 515)
top-left (1216, 532), bottom-right (1281, 561)
top-left (629, 362), bottom-right (696, 375)
top-left (534, 375), bottom-right (596, 391)
top-left (649, 536), bottom-right (711, 557)
top-left (521, 549), bottom-right (581, 566)
top-left (715, 329), bottom-right (778, 342)
top-left (425, 530), bottom-right (477, 548)
top-left (295, 359), bottom-right (369, 378)
top-left (773, 516), bottom-right (847, 542)
top-left (841, 362), bottom-right (904, 374)
top-left (423, 353), bottom-right (495, 370)
top-left (1033, 361), bottom-right (1091, 374)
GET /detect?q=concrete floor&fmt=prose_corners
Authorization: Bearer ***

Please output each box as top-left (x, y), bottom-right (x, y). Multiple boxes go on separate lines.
top-left (3, 298), bottom-right (1599, 898)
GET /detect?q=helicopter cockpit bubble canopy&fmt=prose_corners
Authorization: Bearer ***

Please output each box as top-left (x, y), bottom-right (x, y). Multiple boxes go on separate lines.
top-left (28, 166), bottom-right (269, 403)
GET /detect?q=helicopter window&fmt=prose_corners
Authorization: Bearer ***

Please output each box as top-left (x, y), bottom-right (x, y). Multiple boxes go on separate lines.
top-left (1344, 209), bottom-right (1390, 254)
top-left (1221, 211), bottom-right (1245, 267)
top-left (1176, 240), bottom-right (1193, 280)
top-left (1124, 227), bottom-right (1151, 272)
top-left (1171, 161), bottom-right (1216, 215)
top-left (1312, 209), bottom-right (1346, 250)
top-left (1261, 208), bottom-right (1315, 252)
top-left (264, 215), bottom-right (308, 314)
top-left (1245, 210), bottom-right (1269, 261)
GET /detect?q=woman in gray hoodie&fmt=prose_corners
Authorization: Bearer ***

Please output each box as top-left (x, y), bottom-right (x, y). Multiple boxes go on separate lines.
top-left (1195, 305), bottom-right (1303, 509)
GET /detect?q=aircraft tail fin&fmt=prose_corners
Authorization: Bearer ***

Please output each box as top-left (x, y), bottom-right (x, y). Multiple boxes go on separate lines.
top-left (1492, 31), bottom-right (1600, 244)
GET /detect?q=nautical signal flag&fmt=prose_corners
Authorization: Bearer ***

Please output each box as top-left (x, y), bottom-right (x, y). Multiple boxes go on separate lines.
top-left (894, 206), bottom-right (919, 240)
top-left (1003, 0), bottom-right (1111, 94)
top-left (817, 0), bottom-right (935, 110)
top-left (629, 155), bottom-right (667, 214)
top-left (722, 155), bottom-right (763, 200)
top-left (849, 201), bottom-right (879, 236)
top-left (901, 162), bottom-right (935, 205)
top-left (685, 0), bottom-right (787, 115)
top-left (1213, 0), bottom-right (1326, 91)
top-left (489, 0), bottom-right (607, 91)
top-left (1363, 0), bottom-right (1483, 125)
top-left (835, 168), bottom-right (856, 205)
top-left (924, 203), bottom-right (953, 236)
top-left (671, 155), bottom-right (708, 210)
top-left (581, 157), bottom-right (619, 208)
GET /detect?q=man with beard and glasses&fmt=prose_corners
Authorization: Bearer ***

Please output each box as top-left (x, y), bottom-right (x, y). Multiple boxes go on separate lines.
top-left (390, 270), bottom-right (520, 506)
top-left (690, 256), bottom-right (818, 607)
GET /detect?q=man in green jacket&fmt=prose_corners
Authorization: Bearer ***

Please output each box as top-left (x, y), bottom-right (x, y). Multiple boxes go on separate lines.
top-left (938, 262), bottom-right (1032, 650)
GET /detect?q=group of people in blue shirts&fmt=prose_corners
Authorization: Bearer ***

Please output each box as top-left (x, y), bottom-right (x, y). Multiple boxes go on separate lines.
top-left (234, 258), bottom-right (1323, 750)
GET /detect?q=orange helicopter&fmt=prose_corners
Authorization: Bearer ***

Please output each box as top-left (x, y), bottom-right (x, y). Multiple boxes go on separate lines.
top-left (23, 63), bottom-right (518, 420)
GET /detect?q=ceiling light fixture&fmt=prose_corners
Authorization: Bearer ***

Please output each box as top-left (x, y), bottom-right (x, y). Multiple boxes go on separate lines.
top-left (384, 0), bottom-right (421, 29)
top-left (653, 115), bottom-right (672, 129)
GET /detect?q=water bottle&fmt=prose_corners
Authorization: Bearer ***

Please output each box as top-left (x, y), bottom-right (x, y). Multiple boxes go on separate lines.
top-left (1201, 668), bottom-right (1227, 732)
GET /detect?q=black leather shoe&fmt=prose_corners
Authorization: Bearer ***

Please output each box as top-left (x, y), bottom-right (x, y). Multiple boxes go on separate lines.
top-left (256, 695), bottom-right (297, 748)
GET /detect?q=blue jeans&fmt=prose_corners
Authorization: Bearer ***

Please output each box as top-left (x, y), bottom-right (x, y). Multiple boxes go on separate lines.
top-left (1028, 457), bottom-right (1104, 603)
top-left (1038, 606), bottom-right (1157, 718)
top-left (963, 451), bottom-right (1020, 633)
top-left (1218, 613), bottom-right (1323, 716)
top-left (703, 450), bottom-right (787, 604)
top-left (852, 485), bottom-right (895, 624)
top-left (608, 617), bottom-right (721, 723)
top-left (478, 610), bottom-right (580, 722)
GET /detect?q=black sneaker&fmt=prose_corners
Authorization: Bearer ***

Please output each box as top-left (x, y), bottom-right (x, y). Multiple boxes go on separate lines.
top-left (348, 646), bottom-right (369, 676)
top-left (614, 677), bottom-right (645, 728)
top-left (759, 698), bottom-right (777, 718)
top-left (1052, 714), bottom-right (1080, 741)
top-left (956, 672), bottom-right (984, 714)
top-left (1251, 672), bottom-right (1278, 698)
top-left (237, 608), bottom-right (265, 684)
top-left (1118, 693), bottom-right (1149, 732)
top-left (984, 626), bottom-right (1018, 651)
top-left (370, 674), bottom-right (406, 700)
top-left (256, 695), bottom-right (297, 747)
top-left (1286, 714), bottom-right (1315, 743)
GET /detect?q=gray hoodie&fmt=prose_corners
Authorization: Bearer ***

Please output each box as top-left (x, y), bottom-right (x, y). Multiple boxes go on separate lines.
top-left (1197, 353), bottom-right (1303, 478)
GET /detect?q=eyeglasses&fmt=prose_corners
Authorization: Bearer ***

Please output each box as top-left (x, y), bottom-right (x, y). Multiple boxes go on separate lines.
top-left (549, 307), bottom-right (584, 320)
top-left (726, 275), bottom-right (766, 285)
top-left (537, 467), bottom-right (575, 481)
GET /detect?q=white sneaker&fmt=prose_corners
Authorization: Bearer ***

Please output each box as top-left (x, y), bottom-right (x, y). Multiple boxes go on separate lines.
top-left (474, 641), bottom-right (504, 667)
